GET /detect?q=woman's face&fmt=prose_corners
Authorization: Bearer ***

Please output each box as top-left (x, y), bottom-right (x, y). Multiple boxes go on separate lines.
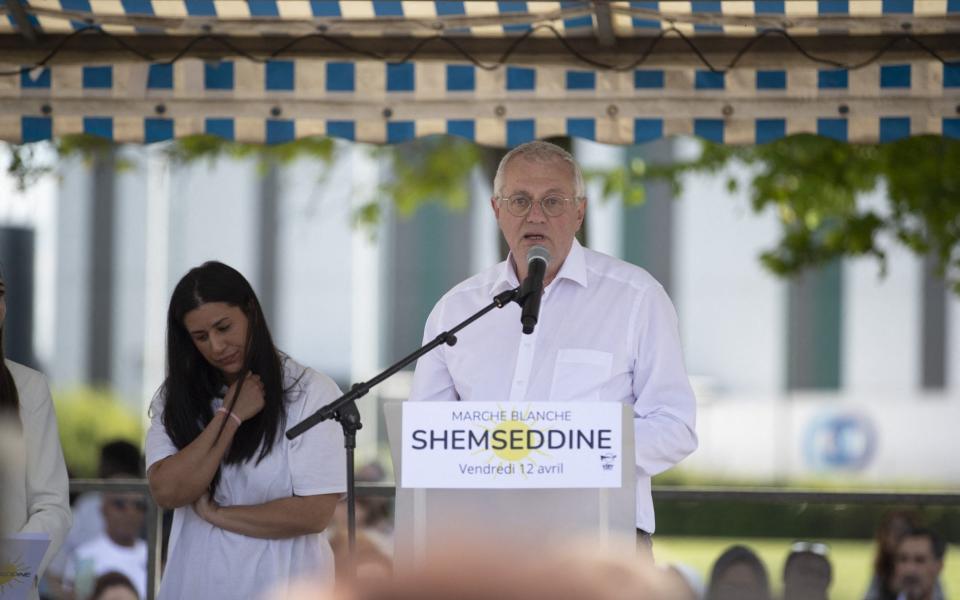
top-left (183, 301), bottom-right (250, 382)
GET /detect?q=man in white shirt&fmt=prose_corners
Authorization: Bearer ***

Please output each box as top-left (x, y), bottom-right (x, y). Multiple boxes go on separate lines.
top-left (408, 140), bottom-right (698, 544)
top-left (64, 486), bottom-right (148, 599)
top-left (893, 528), bottom-right (946, 600)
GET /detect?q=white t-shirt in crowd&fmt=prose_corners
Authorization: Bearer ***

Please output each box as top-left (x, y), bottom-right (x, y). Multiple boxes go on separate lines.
top-left (145, 357), bottom-right (347, 600)
top-left (64, 533), bottom-right (147, 599)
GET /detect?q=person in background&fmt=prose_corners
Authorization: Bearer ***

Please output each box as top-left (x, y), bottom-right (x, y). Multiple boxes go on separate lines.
top-left (892, 527), bottom-right (946, 600)
top-left (63, 475), bottom-right (148, 600)
top-left (705, 545), bottom-right (771, 600)
top-left (88, 571), bottom-right (139, 600)
top-left (46, 441), bottom-right (143, 598)
top-left (863, 511), bottom-right (945, 600)
top-left (783, 541), bottom-right (832, 600)
top-left (0, 271), bottom-right (73, 600)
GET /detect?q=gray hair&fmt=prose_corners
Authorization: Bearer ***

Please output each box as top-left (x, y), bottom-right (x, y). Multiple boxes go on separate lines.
top-left (493, 141), bottom-right (586, 200)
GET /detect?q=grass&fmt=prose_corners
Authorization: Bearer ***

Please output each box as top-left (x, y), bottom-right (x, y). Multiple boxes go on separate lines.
top-left (654, 536), bottom-right (959, 600)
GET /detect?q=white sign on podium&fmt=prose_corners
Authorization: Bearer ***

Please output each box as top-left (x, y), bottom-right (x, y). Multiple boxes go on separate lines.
top-left (400, 402), bottom-right (622, 489)
top-left (386, 401), bottom-right (637, 570)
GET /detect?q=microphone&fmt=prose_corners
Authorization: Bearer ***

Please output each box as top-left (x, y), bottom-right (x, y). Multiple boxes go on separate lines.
top-left (519, 245), bottom-right (551, 335)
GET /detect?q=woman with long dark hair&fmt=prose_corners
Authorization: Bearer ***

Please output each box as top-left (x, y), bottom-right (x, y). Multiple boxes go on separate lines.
top-left (0, 272), bottom-right (72, 600)
top-left (145, 262), bottom-right (345, 599)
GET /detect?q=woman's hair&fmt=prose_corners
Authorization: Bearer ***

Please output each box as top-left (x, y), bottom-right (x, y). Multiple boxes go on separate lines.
top-left (707, 544), bottom-right (771, 600)
top-left (0, 272), bottom-right (19, 418)
top-left (90, 570), bottom-right (139, 600)
top-left (161, 261), bottom-right (286, 475)
top-left (872, 510), bottom-right (923, 599)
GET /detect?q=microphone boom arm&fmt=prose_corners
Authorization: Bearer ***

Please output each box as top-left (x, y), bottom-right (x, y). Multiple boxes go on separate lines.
top-left (285, 286), bottom-right (521, 440)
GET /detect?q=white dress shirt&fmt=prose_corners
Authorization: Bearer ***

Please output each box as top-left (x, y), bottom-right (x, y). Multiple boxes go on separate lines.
top-left (409, 240), bottom-right (698, 532)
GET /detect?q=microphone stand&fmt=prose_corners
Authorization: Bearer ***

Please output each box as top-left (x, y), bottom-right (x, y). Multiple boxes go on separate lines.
top-left (285, 286), bottom-right (522, 580)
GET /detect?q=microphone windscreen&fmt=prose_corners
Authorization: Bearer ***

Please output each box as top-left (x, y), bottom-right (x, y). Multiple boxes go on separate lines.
top-left (527, 245), bottom-right (551, 266)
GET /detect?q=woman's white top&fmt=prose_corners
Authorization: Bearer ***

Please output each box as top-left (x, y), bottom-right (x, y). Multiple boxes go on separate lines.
top-left (0, 360), bottom-right (73, 599)
top-left (145, 357), bottom-right (347, 600)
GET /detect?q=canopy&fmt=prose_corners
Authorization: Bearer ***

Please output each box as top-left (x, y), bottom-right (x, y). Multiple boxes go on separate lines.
top-left (1, 1), bottom-right (958, 146)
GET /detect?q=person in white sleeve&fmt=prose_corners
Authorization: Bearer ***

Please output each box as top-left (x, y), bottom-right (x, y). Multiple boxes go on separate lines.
top-left (0, 272), bottom-right (72, 600)
top-left (145, 261), bottom-right (346, 599)
top-left (408, 141), bottom-right (698, 549)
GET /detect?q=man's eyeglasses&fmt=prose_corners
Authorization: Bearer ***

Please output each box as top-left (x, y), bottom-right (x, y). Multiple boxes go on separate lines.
top-left (109, 498), bottom-right (147, 512)
top-left (497, 194), bottom-right (579, 218)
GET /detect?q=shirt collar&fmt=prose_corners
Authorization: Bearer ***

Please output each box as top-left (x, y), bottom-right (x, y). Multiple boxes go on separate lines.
top-left (553, 238), bottom-right (588, 289)
top-left (490, 238), bottom-right (588, 295)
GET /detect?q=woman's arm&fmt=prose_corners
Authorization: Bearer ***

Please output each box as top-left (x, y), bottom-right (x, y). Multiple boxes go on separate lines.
top-left (147, 411), bottom-right (239, 509)
top-left (148, 374), bottom-right (264, 509)
top-left (193, 493), bottom-right (339, 539)
top-left (18, 368), bottom-right (72, 576)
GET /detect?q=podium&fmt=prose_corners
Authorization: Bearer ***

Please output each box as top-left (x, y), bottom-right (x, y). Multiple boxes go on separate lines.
top-left (384, 402), bottom-right (637, 570)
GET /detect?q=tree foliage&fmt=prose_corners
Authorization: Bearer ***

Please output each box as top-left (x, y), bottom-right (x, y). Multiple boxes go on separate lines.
top-left (356, 136), bottom-right (484, 228)
top-left (53, 387), bottom-right (142, 478)
top-left (4, 134), bottom-right (337, 190)
top-left (5, 133), bottom-right (959, 292)
top-left (595, 135), bottom-right (960, 294)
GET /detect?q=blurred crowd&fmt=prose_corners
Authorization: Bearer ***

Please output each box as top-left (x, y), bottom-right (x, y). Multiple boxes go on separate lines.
top-left (314, 463), bottom-right (950, 600)
top-left (4, 444), bottom-right (952, 600)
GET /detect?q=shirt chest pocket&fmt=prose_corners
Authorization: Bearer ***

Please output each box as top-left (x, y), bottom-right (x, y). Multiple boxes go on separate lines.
top-left (549, 348), bottom-right (613, 402)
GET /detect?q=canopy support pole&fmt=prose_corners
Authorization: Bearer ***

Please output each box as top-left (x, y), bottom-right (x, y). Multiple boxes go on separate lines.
top-left (7, 0), bottom-right (40, 45)
top-left (593, 0), bottom-right (616, 48)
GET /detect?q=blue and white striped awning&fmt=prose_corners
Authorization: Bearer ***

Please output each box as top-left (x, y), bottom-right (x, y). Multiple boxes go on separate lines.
top-left (1, 1), bottom-right (958, 146)
top-left (3, 1), bottom-right (959, 38)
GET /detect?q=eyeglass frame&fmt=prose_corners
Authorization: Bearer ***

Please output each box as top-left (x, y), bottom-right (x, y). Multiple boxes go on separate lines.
top-left (495, 193), bottom-right (584, 218)
top-left (107, 497), bottom-right (148, 512)
top-left (789, 541), bottom-right (830, 556)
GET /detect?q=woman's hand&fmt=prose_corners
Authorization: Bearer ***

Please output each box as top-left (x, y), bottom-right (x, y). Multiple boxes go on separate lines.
top-left (226, 373), bottom-right (265, 422)
top-left (193, 493), bottom-right (221, 525)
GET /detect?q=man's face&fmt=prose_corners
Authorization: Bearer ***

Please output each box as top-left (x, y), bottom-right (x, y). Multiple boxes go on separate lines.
top-left (491, 156), bottom-right (585, 284)
top-left (102, 491), bottom-right (146, 546)
top-left (894, 536), bottom-right (943, 600)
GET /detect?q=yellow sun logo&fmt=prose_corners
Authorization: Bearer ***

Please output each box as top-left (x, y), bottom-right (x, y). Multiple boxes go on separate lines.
top-left (491, 419), bottom-right (533, 461)
top-left (0, 556), bottom-right (31, 594)
top-left (473, 405), bottom-right (551, 478)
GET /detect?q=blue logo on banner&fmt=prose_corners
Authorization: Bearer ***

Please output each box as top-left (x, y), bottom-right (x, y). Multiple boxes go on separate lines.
top-left (803, 412), bottom-right (876, 471)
